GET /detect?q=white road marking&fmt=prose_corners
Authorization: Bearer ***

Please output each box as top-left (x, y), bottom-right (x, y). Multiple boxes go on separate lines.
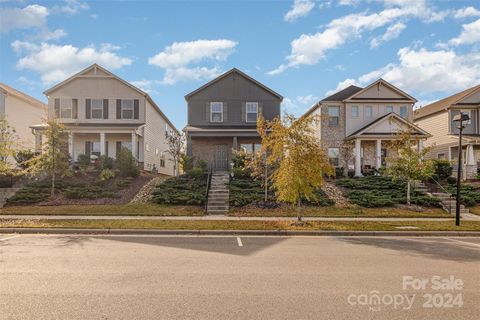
top-left (237, 237), bottom-right (243, 247)
top-left (0, 235), bottom-right (20, 242)
top-left (444, 237), bottom-right (480, 248)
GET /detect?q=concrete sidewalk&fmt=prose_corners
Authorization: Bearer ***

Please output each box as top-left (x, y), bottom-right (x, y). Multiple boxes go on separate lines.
top-left (0, 214), bottom-right (461, 221)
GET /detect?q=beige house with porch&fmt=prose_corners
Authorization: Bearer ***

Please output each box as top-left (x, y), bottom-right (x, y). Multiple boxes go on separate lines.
top-left (35, 64), bottom-right (179, 175)
top-left (304, 79), bottom-right (430, 176)
top-left (414, 84), bottom-right (480, 180)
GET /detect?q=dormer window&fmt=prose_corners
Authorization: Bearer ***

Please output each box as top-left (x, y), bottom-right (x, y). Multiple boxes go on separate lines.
top-left (210, 102), bottom-right (223, 122)
top-left (246, 102), bottom-right (258, 122)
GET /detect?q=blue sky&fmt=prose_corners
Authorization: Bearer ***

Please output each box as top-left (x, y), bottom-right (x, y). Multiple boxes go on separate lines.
top-left (1, 0), bottom-right (480, 130)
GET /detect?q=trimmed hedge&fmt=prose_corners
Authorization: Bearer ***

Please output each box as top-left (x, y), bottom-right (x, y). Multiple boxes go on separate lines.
top-left (151, 174), bottom-right (207, 205)
top-left (446, 183), bottom-right (480, 207)
top-left (336, 176), bottom-right (442, 208)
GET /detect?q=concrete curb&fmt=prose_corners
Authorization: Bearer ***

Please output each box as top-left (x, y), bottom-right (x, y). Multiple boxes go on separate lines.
top-left (1, 228), bottom-right (480, 237)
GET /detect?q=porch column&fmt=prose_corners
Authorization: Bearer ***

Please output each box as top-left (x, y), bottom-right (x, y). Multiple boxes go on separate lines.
top-left (232, 136), bottom-right (238, 151)
top-left (375, 139), bottom-right (382, 170)
top-left (417, 139), bottom-right (424, 153)
top-left (34, 130), bottom-right (42, 153)
top-left (100, 132), bottom-right (106, 156)
top-left (355, 138), bottom-right (362, 177)
top-left (186, 134), bottom-right (193, 157)
top-left (131, 131), bottom-right (137, 160)
top-left (466, 144), bottom-right (475, 165)
top-left (68, 132), bottom-right (74, 160)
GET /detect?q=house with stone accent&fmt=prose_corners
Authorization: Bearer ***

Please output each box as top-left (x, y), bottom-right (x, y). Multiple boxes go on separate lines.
top-left (185, 68), bottom-right (283, 171)
top-left (34, 64), bottom-right (179, 176)
top-left (414, 84), bottom-right (480, 180)
top-left (303, 79), bottom-right (430, 177)
top-left (0, 83), bottom-right (47, 153)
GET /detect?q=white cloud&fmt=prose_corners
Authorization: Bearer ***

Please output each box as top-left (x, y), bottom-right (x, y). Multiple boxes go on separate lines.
top-left (370, 22), bottom-right (406, 48)
top-left (51, 0), bottom-right (89, 15)
top-left (270, 0), bottom-right (446, 74)
top-left (338, 0), bottom-right (359, 6)
top-left (0, 4), bottom-right (48, 33)
top-left (35, 28), bottom-right (68, 41)
top-left (148, 39), bottom-right (237, 84)
top-left (453, 6), bottom-right (480, 19)
top-left (284, 0), bottom-right (315, 22)
top-left (130, 80), bottom-right (162, 95)
top-left (12, 42), bottom-right (132, 84)
top-left (296, 94), bottom-right (319, 105)
top-left (329, 46), bottom-right (480, 96)
top-left (449, 18), bottom-right (480, 46)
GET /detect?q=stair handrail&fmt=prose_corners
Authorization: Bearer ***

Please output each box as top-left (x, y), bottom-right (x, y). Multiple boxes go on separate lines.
top-left (204, 169), bottom-right (213, 212)
top-left (427, 177), bottom-right (455, 214)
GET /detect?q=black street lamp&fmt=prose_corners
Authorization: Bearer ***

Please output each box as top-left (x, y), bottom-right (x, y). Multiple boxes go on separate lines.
top-left (453, 112), bottom-right (471, 226)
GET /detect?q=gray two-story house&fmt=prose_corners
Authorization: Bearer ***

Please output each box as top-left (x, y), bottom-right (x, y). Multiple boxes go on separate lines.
top-left (185, 68), bottom-right (283, 171)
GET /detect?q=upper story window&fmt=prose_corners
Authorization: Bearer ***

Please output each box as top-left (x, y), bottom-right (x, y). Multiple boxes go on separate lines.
top-left (210, 102), bottom-right (223, 122)
top-left (60, 99), bottom-right (73, 119)
top-left (351, 105), bottom-right (359, 118)
top-left (399, 106), bottom-right (408, 118)
top-left (365, 105), bottom-right (373, 118)
top-left (246, 102), bottom-right (259, 122)
top-left (91, 99), bottom-right (104, 119)
top-left (328, 106), bottom-right (340, 126)
top-left (385, 106), bottom-right (394, 114)
top-left (121, 99), bottom-right (134, 119)
top-left (461, 110), bottom-right (472, 124)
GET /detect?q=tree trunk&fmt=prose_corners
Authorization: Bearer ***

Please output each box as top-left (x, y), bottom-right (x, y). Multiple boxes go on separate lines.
top-left (407, 180), bottom-right (411, 206)
top-left (264, 159), bottom-right (268, 202)
top-left (297, 198), bottom-right (302, 222)
top-left (51, 170), bottom-right (55, 197)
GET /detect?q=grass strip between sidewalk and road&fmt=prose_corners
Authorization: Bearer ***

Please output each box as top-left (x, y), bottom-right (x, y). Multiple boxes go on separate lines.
top-left (0, 219), bottom-right (479, 231)
top-left (0, 204), bottom-right (450, 218)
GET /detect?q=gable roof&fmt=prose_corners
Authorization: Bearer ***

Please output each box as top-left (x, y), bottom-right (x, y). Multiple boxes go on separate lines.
top-left (347, 112), bottom-right (430, 139)
top-left (321, 85), bottom-right (363, 102)
top-left (414, 84), bottom-right (480, 120)
top-left (0, 82), bottom-right (47, 109)
top-left (184, 68), bottom-right (283, 101)
top-left (345, 78), bottom-right (417, 102)
top-left (43, 64), bottom-right (180, 134)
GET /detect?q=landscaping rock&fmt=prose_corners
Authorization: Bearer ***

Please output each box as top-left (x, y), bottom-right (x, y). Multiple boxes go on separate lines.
top-left (130, 175), bottom-right (169, 204)
top-left (322, 182), bottom-right (354, 208)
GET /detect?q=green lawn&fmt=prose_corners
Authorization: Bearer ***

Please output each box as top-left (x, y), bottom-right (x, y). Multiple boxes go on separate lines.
top-left (0, 219), bottom-right (478, 231)
top-left (229, 206), bottom-right (450, 218)
top-left (0, 204), bottom-right (204, 216)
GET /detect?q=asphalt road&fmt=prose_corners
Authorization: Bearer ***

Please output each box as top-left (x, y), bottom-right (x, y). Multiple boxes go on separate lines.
top-left (1, 235), bottom-right (479, 320)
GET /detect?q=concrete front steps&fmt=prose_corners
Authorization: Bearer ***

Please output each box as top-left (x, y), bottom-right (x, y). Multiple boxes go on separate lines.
top-left (416, 182), bottom-right (469, 215)
top-left (207, 172), bottom-right (230, 214)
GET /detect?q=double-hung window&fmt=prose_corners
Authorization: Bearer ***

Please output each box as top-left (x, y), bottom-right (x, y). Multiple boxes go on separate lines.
top-left (399, 106), bottom-right (408, 118)
top-left (60, 99), bottom-right (72, 119)
top-left (121, 99), bottom-right (134, 119)
top-left (210, 102), bottom-right (223, 122)
top-left (328, 106), bottom-right (340, 126)
top-left (365, 105), bottom-right (373, 118)
top-left (246, 102), bottom-right (258, 122)
top-left (385, 106), bottom-right (394, 114)
top-left (91, 99), bottom-right (103, 119)
top-left (351, 105), bottom-right (359, 118)
top-left (328, 148), bottom-right (340, 167)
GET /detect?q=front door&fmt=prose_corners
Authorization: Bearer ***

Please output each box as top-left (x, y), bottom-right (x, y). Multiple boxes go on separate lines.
top-left (214, 145), bottom-right (228, 171)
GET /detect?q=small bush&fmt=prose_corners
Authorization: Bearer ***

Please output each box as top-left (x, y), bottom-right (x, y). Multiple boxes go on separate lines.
top-left (446, 176), bottom-right (457, 185)
top-left (99, 155), bottom-right (115, 170)
top-left (77, 154), bottom-right (91, 172)
top-left (14, 150), bottom-right (37, 169)
top-left (188, 167), bottom-right (204, 179)
top-left (433, 160), bottom-right (453, 180)
top-left (180, 155), bottom-right (194, 173)
top-left (99, 168), bottom-right (115, 181)
top-left (335, 167), bottom-right (345, 178)
top-left (116, 147), bottom-right (139, 177)
top-left (196, 159), bottom-right (208, 171)
top-left (152, 174), bottom-right (207, 205)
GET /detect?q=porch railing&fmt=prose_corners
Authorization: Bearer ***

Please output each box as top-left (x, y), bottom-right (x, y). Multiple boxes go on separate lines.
top-left (204, 169), bottom-right (213, 212)
top-left (425, 177), bottom-right (455, 214)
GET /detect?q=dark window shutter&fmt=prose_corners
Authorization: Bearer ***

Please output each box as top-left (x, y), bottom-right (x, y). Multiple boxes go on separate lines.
top-left (103, 99), bottom-right (109, 119)
top-left (116, 141), bottom-right (122, 157)
top-left (206, 102), bottom-right (210, 122)
top-left (54, 99), bottom-right (60, 118)
top-left (85, 141), bottom-right (91, 156)
top-left (241, 102), bottom-right (246, 122)
top-left (72, 99), bottom-right (78, 119)
top-left (223, 102), bottom-right (227, 122)
top-left (116, 99), bottom-right (121, 119)
top-left (85, 99), bottom-right (91, 119)
top-left (105, 141), bottom-right (109, 157)
top-left (134, 99), bottom-right (139, 119)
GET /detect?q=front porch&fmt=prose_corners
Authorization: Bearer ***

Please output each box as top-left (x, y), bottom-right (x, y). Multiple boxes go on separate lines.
top-left (450, 136), bottom-right (480, 180)
top-left (33, 127), bottom-right (143, 163)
